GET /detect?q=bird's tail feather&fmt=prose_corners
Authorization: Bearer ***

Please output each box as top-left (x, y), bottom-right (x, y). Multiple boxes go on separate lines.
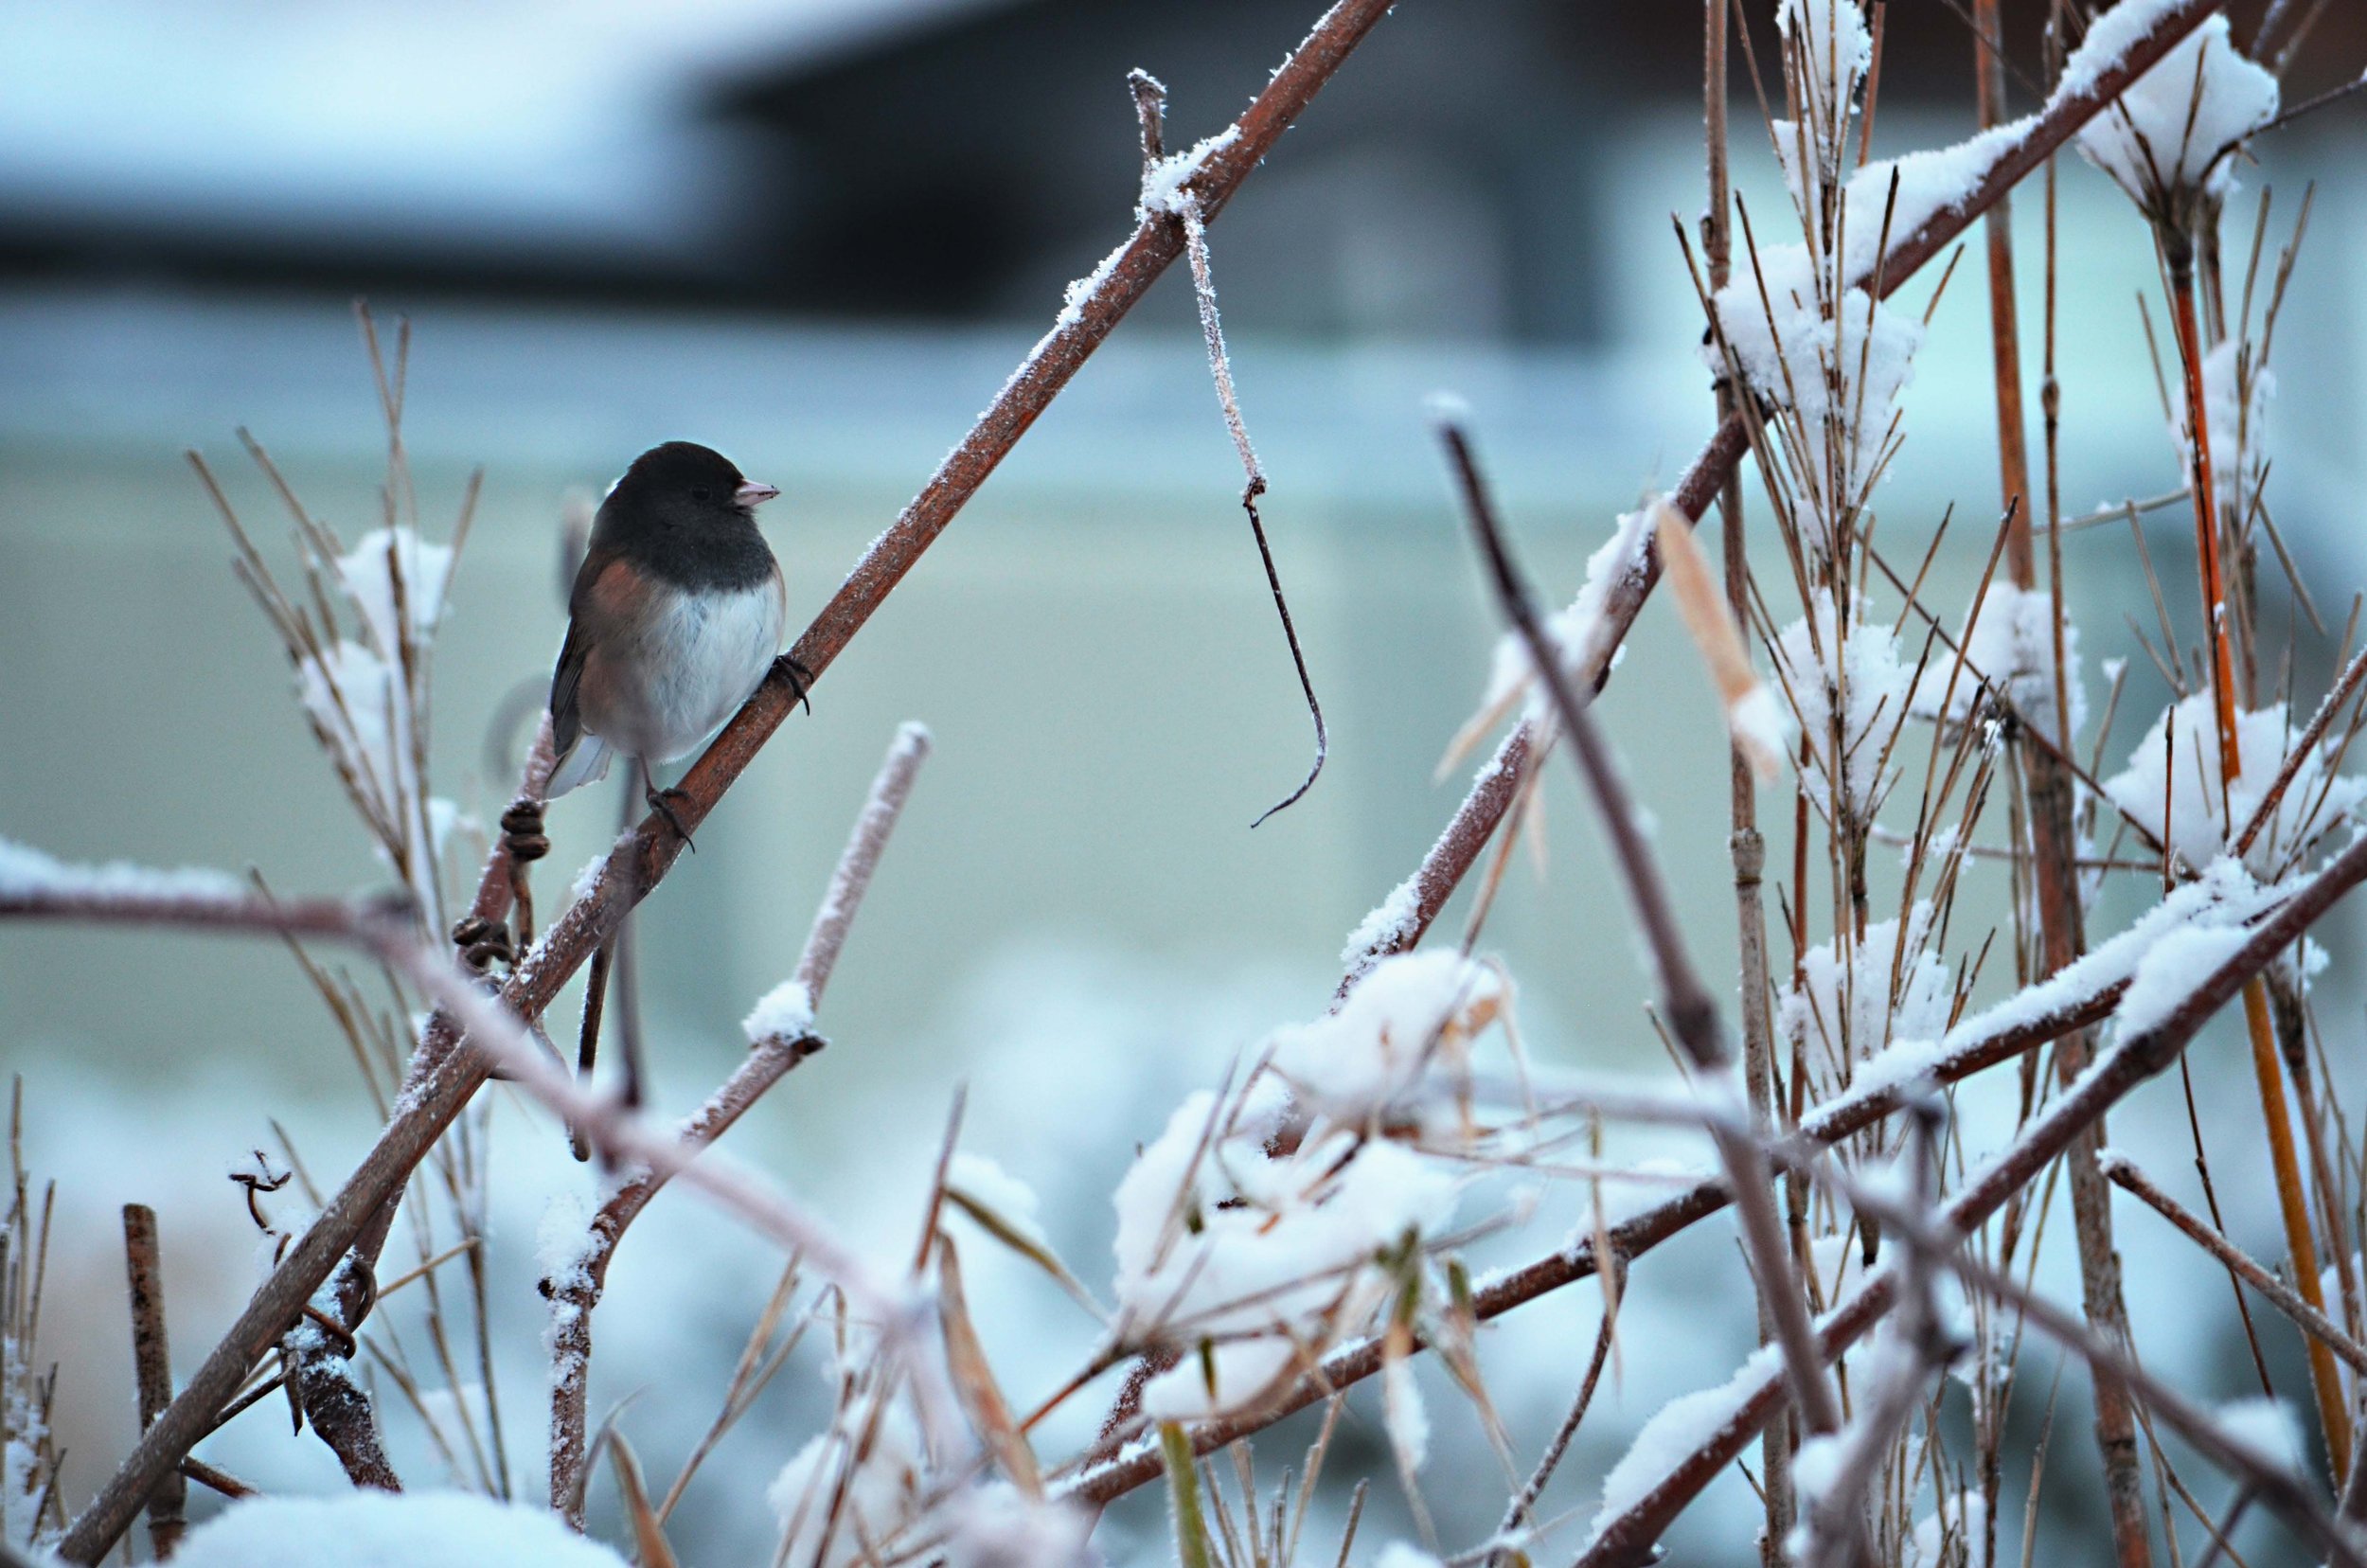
top-left (546, 734), bottom-right (614, 798)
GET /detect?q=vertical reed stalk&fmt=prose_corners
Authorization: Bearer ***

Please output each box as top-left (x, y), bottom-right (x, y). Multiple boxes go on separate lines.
top-left (2164, 219), bottom-right (2352, 1480)
top-left (1972, 5), bottom-right (2151, 1557)
top-left (1705, 2), bottom-right (1792, 1557)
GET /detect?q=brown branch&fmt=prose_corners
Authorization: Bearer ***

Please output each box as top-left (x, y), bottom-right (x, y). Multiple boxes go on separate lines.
top-left (1790, 1097), bottom-right (1952, 1568)
top-left (52, 5), bottom-right (1395, 1556)
top-left (547, 722), bottom-right (929, 1523)
top-left (1968, 0), bottom-right (2151, 1553)
top-left (1705, 1), bottom-right (1791, 1546)
top-left (2101, 1153), bottom-right (2367, 1376)
top-left (1063, 829), bottom-right (2361, 1510)
top-left (2231, 641), bottom-right (2367, 859)
top-left (177, 1459), bottom-right (258, 1501)
top-left (290, 1345), bottom-right (400, 1492)
top-left (1338, 0), bottom-right (2226, 986)
top-left (119, 1205), bottom-right (186, 1559)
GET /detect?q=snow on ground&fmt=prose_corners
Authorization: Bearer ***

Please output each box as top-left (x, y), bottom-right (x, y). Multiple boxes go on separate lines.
top-left (170, 1490), bottom-right (630, 1567)
top-left (9, 918), bottom-right (2345, 1566)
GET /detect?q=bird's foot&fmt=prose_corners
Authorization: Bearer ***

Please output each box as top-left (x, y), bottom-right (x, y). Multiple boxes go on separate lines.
top-left (774, 652), bottom-right (815, 715)
top-left (645, 786), bottom-right (698, 851)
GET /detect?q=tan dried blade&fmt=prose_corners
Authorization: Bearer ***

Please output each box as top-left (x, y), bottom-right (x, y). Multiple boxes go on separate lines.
top-left (606, 1432), bottom-right (680, 1568)
top-left (942, 1185), bottom-right (1106, 1320)
top-left (935, 1235), bottom-right (1043, 1497)
top-left (1652, 497), bottom-right (1786, 780)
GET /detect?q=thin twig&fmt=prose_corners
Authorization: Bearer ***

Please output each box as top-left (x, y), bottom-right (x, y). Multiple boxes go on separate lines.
top-left (547, 722), bottom-right (931, 1522)
top-left (2100, 1154), bottom-right (2367, 1376)
top-left (1334, 0), bottom-right (2226, 993)
top-left (1461, 419), bottom-right (1843, 1434)
top-left (1574, 828), bottom-right (2367, 1565)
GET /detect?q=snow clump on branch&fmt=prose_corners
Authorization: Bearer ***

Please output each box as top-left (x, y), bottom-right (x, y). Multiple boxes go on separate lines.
top-left (1706, 245), bottom-right (1923, 521)
top-left (1771, 589), bottom-right (1914, 821)
top-left (1460, 507), bottom-right (1655, 740)
top-left (2075, 14), bottom-right (2278, 217)
top-left (1268, 949), bottom-right (1504, 1123)
top-left (1111, 1083), bottom-right (1460, 1419)
top-left (1779, 901), bottom-right (1953, 1081)
top-left (1909, 582), bottom-right (2088, 739)
top-left (2100, 694), bottom-right (2366, 876)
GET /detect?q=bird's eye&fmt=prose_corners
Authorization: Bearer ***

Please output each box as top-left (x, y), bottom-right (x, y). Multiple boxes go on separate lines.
top-left (690, 487), bottom-right (713, 503)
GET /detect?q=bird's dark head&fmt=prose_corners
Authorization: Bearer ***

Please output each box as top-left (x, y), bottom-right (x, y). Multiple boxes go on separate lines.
top-left (610, 441), bottom-right (780, 532)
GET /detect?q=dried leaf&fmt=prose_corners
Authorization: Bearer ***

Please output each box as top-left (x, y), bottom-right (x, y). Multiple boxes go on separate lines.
top-left (1651, 498), bottom-right (1788, 781)
top-left (935, 1236), bottom-right (1043, 1497)
top-left (607, 1433), bottom-right (680, 1568)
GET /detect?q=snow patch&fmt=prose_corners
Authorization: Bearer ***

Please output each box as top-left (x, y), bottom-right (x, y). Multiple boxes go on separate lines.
top-left (1911, 582), bottom-right (2086, 738)
top-left (171, 1491), bottom-right (629, 1568)
top-left (0, 838), bottom-right (245, 903)
top-left (1771, 590), bottom-right (1913, 820)
top-left (2113, 921), bottom-right (2252, 1036)
top-left (743, 977), bottom-right (817, 1044)
top-left (1780, 902), bottom-right (1952, 1078)
top-left (2100, 695), bottom-right (2366, 875)
top-left (1268, 949), bottom-right (1503, 1121)
top-left (2076, 14), bottom-right (2278, 206)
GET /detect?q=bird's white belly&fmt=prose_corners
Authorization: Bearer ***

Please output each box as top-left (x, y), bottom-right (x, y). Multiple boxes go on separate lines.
top-left (589, 580), bottom-right (783, 763)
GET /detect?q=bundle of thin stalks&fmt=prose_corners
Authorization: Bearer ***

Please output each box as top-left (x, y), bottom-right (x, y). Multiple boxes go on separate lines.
top-left (1, 1083), bottom-right (62, 1554)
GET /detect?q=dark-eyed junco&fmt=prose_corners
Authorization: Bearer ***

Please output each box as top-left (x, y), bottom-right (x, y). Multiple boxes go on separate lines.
top-left (545, 441), bottom-right (801, 835)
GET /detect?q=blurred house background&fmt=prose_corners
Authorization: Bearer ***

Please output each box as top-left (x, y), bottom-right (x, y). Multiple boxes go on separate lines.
top-left (3, 1), bottom-right (2364, 1563)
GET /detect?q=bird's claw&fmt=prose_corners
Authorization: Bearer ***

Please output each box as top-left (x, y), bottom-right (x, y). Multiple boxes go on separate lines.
top-left (774, 652), bottom-right (815, 715)
top-left (646, 786), bottom-right (697, 851)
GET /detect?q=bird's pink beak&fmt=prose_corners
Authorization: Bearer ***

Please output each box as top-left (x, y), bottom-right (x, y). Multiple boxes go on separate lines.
top-left (735, 480), bottom-right (781, 508)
